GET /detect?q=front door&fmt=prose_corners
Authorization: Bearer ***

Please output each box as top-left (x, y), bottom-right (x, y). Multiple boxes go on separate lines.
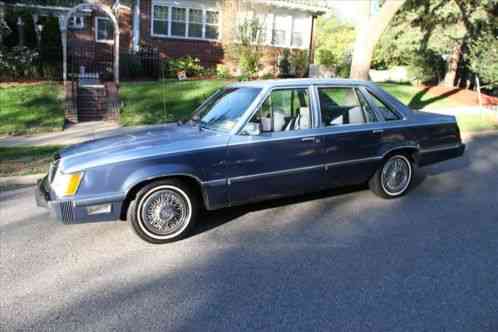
top-left (226, 87), bottom-right (324, 205)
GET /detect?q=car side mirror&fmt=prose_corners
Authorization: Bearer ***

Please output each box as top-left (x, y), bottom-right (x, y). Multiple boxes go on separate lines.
top-left (241, 122), bottom-right (261, 136)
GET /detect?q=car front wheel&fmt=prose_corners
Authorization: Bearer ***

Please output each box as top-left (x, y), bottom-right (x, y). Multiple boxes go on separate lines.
top-left (128, 179), bottom-right (198, 244)
top-left (369, 154), bottom-right (414, 198)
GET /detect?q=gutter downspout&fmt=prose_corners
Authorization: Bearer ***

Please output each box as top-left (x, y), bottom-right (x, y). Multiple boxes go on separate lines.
top-left (132, 0), bottom-right (140, 52)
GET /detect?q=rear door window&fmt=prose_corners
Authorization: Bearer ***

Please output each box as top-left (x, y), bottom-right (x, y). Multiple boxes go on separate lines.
top-left (318, 87), bottom-right (377, 127)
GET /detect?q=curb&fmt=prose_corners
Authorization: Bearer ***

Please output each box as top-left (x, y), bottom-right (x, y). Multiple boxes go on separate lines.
top-left (0, 174), bottom-right (45, 192)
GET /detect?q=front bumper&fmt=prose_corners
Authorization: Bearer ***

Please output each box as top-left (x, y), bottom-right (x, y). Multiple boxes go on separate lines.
top-left (35, 176), bottom-right (124, 224)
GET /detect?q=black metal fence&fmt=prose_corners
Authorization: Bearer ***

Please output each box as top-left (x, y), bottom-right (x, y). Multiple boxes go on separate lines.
top-left (120, 47), bottom-right (162, 81)
top-left (1, 45), bottom-right (164, 82)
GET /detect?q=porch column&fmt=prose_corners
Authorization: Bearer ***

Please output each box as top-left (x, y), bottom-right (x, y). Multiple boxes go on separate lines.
top-left (132, 0), bottom-right (140, 52)
top-left (114, 27), bottom-right (119, 84)
top-left (58, 15), bottom-right (67, 81)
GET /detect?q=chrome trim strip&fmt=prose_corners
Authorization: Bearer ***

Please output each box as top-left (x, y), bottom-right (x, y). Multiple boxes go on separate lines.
top-left (381, 145), bottom-right (420, 158)
top-left (229, 155), bottom-right (384, 184)
top-left (419, 143), bottom-right (463, 154)
top-left (230, 164), bottom-right (323, 184)
top-left (325, 156), bottom-right (382, 169)
top-left (202, 179), bottom-right (227, 187)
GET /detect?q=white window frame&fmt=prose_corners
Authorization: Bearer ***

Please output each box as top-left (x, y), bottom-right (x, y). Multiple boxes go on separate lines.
top-left (170, 6), bottom-right (187, 37)
top-left (271, 14), bottom-right (291, 48)
top-left (205, 10), bottom-right (220, 40)
top-left (239, 9), bottom-right (310, 50)
top-left (151, 3), bottom-right (170, 37)
top-left (95, 16), bottom-right (113, 43)
top-left (150, 1), bottom-right (221, 42)
top-left (68, 15), bottom-right (85, 30)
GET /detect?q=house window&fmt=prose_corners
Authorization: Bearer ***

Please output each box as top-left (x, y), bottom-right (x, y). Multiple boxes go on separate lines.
top-left (291, 16), bottom-right (305, 48)
top-left (152, 5), bottom-right (169, 36)
top-left (171, 7), bottom-right (186, 37)
top-left (272, 15), bottom-right (289, 46)
top-left (151, 3), bottom-right (220, 41)
top-left (96, 17), bottom-right (113, 42)
top-left (205, 11), bottom-right (219, 40)
top-left (188, 9), bottom-right (203, 38)
top-left (68, 16), bottom-right (84, 30)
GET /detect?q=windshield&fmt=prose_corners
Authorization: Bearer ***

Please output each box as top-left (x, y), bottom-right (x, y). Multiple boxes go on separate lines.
top-left (195, 87), bottom-right (262, 132)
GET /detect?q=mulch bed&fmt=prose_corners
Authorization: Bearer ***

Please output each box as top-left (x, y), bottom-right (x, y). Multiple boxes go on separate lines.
top-left (422, 85), bottom-right (498, 106)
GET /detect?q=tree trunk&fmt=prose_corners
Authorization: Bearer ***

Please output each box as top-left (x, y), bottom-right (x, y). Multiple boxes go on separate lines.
top-left (350, 0), bottom-right (406, 80)
top-left (444, 42), bottom-right (462, 87)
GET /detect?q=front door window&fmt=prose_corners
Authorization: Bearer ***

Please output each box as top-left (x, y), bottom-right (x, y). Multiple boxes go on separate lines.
top-left (243, 88), bottom-right (311, 135)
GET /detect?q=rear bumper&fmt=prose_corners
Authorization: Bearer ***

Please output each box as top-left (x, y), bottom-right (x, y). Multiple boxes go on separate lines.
top-left (35, 176), bottom-right (124, 224)
top-left (418, 143), bottom-right (466, 167)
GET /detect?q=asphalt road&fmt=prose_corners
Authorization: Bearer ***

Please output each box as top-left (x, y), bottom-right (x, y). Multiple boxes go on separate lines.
top-left (1, 133), bottom-right (498, 332)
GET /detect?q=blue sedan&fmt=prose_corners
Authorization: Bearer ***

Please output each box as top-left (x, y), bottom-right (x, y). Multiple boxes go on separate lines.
top-left (36, 79), bottom-right (465, 243)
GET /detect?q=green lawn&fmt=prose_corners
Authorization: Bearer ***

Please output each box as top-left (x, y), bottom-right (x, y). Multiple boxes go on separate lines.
top-left (0, 145), bottom-right (62, 177)
top-left (456, 113), bottom-right (498, 133)
top-left (379, 82), bottom-right (459, 109)
top-left (119, 80), bottom-right (230, 127)
top-left (0, 83), bottom-right (64, 136)
top-left (0, 80), bottom-right (493, 139)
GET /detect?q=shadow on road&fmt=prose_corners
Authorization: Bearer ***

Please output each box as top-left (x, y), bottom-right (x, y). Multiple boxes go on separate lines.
top-left (3, 132), bottom-right (498, 331)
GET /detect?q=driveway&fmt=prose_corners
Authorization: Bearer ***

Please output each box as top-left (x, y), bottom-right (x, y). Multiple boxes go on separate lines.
top-left (1, 133), bottom-right (498, 331)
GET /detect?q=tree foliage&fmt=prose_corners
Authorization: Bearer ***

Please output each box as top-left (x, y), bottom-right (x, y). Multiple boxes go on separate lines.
top-left (467, 33), bottom-right (498, 89)
top-left (314, 14), bottom-right (355, 77)
top-left (373, 0), bottom-right (498, 90)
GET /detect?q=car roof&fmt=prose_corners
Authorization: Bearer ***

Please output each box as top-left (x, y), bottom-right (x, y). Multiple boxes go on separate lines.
top-left (227, 78), bottom-right (376, 89)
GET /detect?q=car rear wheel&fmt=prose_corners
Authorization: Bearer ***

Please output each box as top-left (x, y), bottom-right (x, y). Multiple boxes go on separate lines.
top-left (128, 179), bottom-right (198, 244)
top-left (369, 154), bottom-right (413, 199)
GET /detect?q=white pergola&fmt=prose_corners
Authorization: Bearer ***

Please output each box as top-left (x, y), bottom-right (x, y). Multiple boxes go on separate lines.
top-left (61, 2), bottom-right (120, 84)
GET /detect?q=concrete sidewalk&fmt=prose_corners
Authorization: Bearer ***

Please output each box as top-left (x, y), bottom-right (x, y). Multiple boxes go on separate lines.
top-left (0, 121), bottom-right (123, 147)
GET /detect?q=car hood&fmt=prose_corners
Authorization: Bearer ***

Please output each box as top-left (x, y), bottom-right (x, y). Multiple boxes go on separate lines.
top-left (58, 123), bottom-right (229, 173)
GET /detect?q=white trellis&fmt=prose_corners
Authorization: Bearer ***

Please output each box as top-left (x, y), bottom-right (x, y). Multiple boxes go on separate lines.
top-left (61, 2), bottom-right (120, 84)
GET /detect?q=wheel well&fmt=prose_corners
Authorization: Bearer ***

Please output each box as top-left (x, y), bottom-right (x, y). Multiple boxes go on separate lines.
top-left (119, 175), bottom-right (204, 221)
top-left (383, 148), bottom-right (419, 165)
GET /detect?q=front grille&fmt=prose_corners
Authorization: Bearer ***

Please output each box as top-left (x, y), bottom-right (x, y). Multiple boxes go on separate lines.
top-left (60, 201), bottom-right (75, 224)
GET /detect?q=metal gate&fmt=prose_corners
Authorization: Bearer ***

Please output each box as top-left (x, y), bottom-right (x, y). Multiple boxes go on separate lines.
top-left (68, 42), bottom-right (115, 121)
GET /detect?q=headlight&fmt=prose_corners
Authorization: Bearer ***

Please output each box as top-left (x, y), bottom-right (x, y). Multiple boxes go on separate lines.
top-left (51, 171), bottom-right (83, 197)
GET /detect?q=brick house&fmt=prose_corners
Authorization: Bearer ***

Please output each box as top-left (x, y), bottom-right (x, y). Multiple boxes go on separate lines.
top-left (4, 0), bottom-right (326, 75)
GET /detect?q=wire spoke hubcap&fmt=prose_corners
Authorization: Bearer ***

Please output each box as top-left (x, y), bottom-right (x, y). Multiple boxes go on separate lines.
top-left (381, 157), bottom-right (411, 195)
top-left (141, 189), bottom-right (189, 236)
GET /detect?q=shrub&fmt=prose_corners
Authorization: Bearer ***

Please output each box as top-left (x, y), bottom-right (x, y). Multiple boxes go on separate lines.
top-left (216, 64), bottom-right (231, 79)
top-left (0, 46), bottom-right (40, 80)
top-left (407, 50), bottom-right (446, 84)
top-left (161, 56), bottom-right (205, 79)
top-left (278, 49), bottom-right (291, 78)
top-left (290, 50), bottom-right (308, 78)
top-left (226, 17), bottom-right (264, 78)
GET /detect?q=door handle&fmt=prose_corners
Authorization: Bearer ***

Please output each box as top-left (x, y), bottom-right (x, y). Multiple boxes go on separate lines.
top-left (301, 136), bottom-right (318, 142)
top-left (372, 129), bottom-right (384, 134)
